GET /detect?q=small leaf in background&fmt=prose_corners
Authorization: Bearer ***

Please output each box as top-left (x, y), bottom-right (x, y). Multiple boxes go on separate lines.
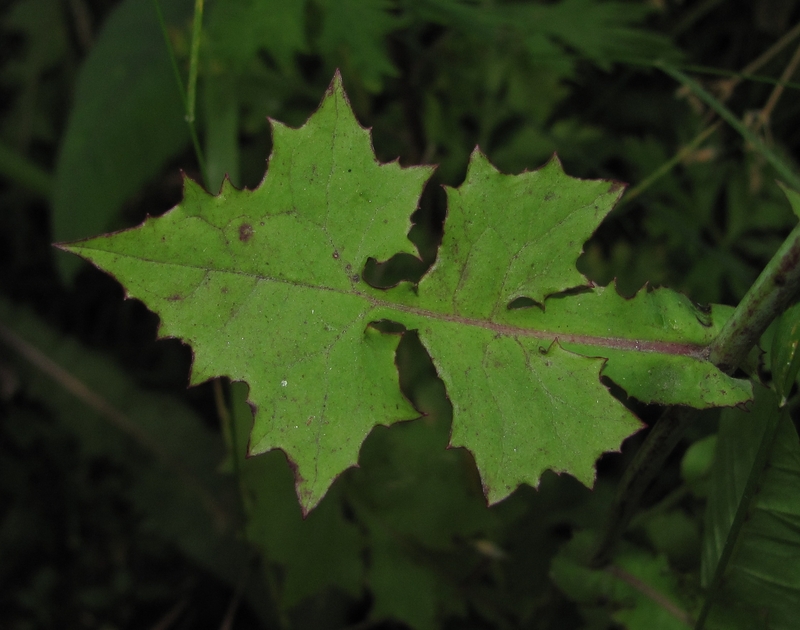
top-left (551, 532), bottom-right (695, 629)
top-left (52, 0), bottom-right (192, 279)
top-left (315, 0), bottom-right (401, 92)
top-left (700, 385), bottom-right (800, 629)
top-left (681, 434), bottom-right (717, 498)
top-left (1, 0), bottom-right (70, 148)
top-left (510, 0), bottom-right (676, 70)
top-left (349, 416), bottom-right (494, 629)
top-left (203, 72), bottom-right (240, 193)
top-left (205, 0), bottom-right (308, 72)
top-left (227, 382), bottom-right (364, 609)
top-left (770, 301), bottom-right (800, 405)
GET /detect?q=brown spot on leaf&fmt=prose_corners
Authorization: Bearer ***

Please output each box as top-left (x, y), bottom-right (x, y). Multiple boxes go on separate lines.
top-left (239, 223), bottom-right (254, 242)
top-left (351, 274), bottom-right (360, 282)
top-left (609, 181), bottom-right (625, 194)
top-left (221, 287), bottom-right (229, 294)
top-left (332, 251), bottom-right (340, 259)
top-left (167, 294), bottom-right (182, 302)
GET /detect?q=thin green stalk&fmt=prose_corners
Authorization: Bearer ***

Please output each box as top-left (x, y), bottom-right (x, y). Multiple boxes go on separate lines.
top-left (616, 121), bottom-right (721, 210)
top-left (674, 64), bottom-right (800, 91)
top-left (0, 141), bottom-right (52, 199)
top-left (591, 406), bottom-right (696, 567)
top-left (152, 0), bottom-right (188, 108)
top-left (213, 378), bottom-right (247, 527)
top-left (708, 195), bottom-right (800, 371)
top-left (656, 62), bottom-right (800, 193)
top-left (151, 0), bottom-right (209, 188)
top-left (693, 405), bottom-right (783, 630)
top-left (186, 0), bottom-right (205, 125)
top-left (593, 192), bottom-right (800, 567)
top-left (670, 0), bottom-right (725, 37)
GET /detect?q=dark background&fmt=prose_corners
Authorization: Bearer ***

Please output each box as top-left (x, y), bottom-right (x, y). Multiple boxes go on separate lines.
top-left (2, 0), bottom-right (800, 628)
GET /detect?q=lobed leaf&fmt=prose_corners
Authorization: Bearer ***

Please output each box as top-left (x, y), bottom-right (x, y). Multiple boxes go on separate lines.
top-left (551, 533), bottom-right (695, 629)
top-left (62, 73), bottom-right (751, 512)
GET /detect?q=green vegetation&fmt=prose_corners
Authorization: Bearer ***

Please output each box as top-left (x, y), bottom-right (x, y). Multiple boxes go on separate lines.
top-left (2, 1), bottom-right (800, 628)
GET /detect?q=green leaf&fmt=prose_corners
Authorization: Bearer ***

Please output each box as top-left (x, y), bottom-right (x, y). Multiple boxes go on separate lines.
top-left (62, 74), bottom-right (751, 513)
top-left (348, 413), bottom-right (494, 629)
top-left (407, 0), bottom-right (675, 72)
top-left (551, 533), bottom-right (695, 629)
top-left (681, 434), bottom-right (717, 498)
top-left (229, 382), bottom-right (364, 608)
top-left (205, 0), bottom-right (307, 71)
top-left (770, 301), bottom-right (800, 405)
top-left (64, 74), bottom-right (428, 512)
top-left (315, 0), bottom-right (401, 91)
top-left (203, 71), bottom-right (240, 192)
top-left (699, 385), bottom-right (800, 629)
top-left (509, 0), bottom-right (676, 69)
top-left (52, 0), bottom-right (191, 278)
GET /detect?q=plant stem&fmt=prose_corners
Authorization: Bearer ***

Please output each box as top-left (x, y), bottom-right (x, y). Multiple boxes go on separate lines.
top-left (708, 197), bottom-right (800, 371)
top-left (712, 18), bottom-right (800, 99)
top-left (657, 62), bottom-right (800, 193)
top-left (752, 40), bottom-right (800, 133)
top-left (591, 406), bottom-right (696, 567)
top-left (151, 0), bottom-right (209, 188)
top-left (615, 121), bottom-right (721, 211)
top-left (186, 0), bottom-right (205, 125)
top-left (593, 188), bottom-right (800, 567)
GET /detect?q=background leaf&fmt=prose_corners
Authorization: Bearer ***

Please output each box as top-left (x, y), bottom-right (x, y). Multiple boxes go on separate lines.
top-left (0, 298), bottom-right (275, 625)
top-left (771, 301), bottom-right (800, 405)
top-left (551, 533), bottom-right (695, 629)
top-left (52, 0), bottom-right (191, 278)
top-left (315, 0), bottom-right (402, 92)
top-left (700, 385), bottom-right (800, 629)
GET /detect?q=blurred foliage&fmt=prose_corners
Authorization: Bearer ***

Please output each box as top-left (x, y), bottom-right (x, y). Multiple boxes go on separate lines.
top-left (2, 0), bottom-right (800, 628)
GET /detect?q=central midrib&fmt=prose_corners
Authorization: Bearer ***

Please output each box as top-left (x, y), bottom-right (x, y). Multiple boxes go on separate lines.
top-left (75, 247), bottom-right (712, 360)
top-left (371, 298), bottom-right (710, 360)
